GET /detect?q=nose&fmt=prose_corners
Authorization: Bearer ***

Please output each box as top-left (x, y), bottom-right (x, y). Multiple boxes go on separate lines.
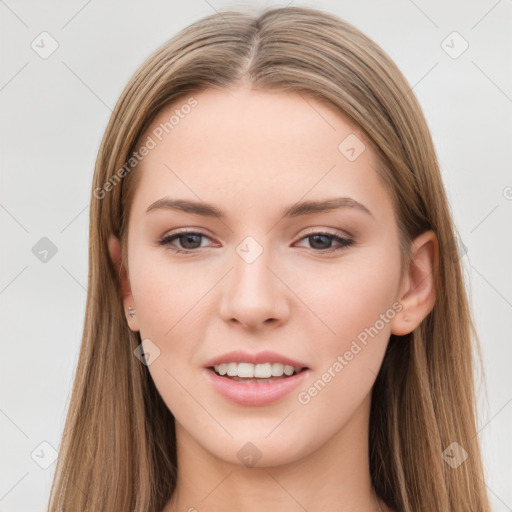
top-left (218, 244), bottom-right (290, 331)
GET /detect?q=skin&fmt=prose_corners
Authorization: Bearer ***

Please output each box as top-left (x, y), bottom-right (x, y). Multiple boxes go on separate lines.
top-left (108, 86), bottom-right (437, 512)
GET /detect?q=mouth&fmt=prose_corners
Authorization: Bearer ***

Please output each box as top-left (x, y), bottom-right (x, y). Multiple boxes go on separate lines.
top-left (204, 363), bottom-right (310, 406)
top-left (209, 362), bottom-right (308, 383)
top-left (202, 352), bottom-right (310, 405)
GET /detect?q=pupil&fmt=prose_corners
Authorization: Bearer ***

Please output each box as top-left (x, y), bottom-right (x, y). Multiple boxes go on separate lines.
top-left (182, 234), bottom-right (201, 249)
top-left (310, 234), bottom-right (330, 250)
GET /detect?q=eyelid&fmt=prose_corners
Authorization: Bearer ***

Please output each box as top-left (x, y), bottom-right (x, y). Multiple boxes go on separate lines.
top-left (298, 226), bottom-right (352, 239)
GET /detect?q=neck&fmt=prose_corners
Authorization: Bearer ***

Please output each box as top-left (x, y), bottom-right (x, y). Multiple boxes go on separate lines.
top-left (163, 392), bottom-right (387, 512)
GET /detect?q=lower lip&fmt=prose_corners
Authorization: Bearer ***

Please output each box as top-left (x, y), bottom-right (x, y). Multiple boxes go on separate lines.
top-left (203, 367), bottom-right (309, 406)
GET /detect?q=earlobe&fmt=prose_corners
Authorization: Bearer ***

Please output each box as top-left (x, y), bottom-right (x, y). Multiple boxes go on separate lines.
top-left (108, 234), bottom-right (139, 332)
top-left (390, 230), bottom-right (438, 336)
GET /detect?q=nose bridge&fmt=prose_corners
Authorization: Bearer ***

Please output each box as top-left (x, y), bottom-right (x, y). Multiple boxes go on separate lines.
top-left (232, 234), bottom-right (276, 303)
top-left (219, 234), bottom-right (288, 327)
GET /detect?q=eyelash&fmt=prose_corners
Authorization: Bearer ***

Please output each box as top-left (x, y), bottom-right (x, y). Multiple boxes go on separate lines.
top-left (157, 229), bottom-right (354, 255)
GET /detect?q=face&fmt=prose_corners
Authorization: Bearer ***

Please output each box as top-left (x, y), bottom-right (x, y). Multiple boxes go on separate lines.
top-left (117, 87), bottom-right (408, 467)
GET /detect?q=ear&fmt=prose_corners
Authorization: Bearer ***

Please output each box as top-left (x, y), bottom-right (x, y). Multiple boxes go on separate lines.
top-left (390, 230), bottom-right (438, 336)
top-left (108, 234), bottom-right (139, 332)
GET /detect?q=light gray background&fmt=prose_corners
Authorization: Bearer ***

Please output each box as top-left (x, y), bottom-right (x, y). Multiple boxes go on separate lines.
top-left (1, 1), bottom-right (511, 510)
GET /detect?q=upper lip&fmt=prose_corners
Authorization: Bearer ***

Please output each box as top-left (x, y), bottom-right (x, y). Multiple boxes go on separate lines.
top-left (204, 350), bottom-right (308, 369)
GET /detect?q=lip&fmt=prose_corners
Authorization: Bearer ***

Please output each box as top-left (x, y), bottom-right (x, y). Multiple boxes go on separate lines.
top-left (203, 350), bottom-right (308, 369)
top-left (203, 366), bottom-right (310, 406)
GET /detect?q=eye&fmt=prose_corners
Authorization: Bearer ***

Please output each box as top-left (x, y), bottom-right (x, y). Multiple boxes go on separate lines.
top-left (158, 229), bottom-right (354, 255)
top-left (295, 231), bottom-right (353, 253)
top-left (158, 230), bottom-right (214, 254)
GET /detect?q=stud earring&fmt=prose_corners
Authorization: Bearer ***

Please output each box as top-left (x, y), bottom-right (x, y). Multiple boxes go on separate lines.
top-left (128, 306), bottom-right (135, 318)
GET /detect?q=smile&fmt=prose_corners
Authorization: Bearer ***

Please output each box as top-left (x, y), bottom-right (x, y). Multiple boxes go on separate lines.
top-left (204, 365), bottom-right (309, 406)
top-left (213, 361), bottom-right (304, 379)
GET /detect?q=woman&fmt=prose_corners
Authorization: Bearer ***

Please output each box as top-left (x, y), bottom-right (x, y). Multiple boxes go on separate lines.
top-left (47, 6), bottom-right (491, 511)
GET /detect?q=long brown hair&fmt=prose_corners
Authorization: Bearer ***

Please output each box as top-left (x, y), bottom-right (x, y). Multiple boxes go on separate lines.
top-left (47, 6), bottom-right (491, 511)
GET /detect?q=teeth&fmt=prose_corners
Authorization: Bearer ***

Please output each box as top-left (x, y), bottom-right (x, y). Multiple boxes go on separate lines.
top-left (255, 363), bottom-right (271, 378)
top-left (213, 362), bottom-right (302, 378)
top-left (271, 362), bottom-right (284, 376)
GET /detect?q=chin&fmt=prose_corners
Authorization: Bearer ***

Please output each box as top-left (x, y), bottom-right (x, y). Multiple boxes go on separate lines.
top-left (203, 431), bottom-right (314, 469)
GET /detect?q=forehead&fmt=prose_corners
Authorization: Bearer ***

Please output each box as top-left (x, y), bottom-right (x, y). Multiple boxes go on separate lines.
top-left (130, 87), bottom-right (393, 222)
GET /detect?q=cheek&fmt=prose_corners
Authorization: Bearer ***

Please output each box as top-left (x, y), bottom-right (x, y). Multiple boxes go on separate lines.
top-left (291, 261), bottom-right (399, 439)
top-left (326, 275), bottom-right (397, 340)
top-left (129, 254), bottom-right (210, 421)
top-left (308, 247), bottom-right (401, 366)
top-left (129, 250), bottom-right (212, 337)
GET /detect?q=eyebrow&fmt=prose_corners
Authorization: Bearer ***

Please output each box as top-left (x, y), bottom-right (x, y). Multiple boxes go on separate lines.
top-left (146, 196), bottom-right (372, 218)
